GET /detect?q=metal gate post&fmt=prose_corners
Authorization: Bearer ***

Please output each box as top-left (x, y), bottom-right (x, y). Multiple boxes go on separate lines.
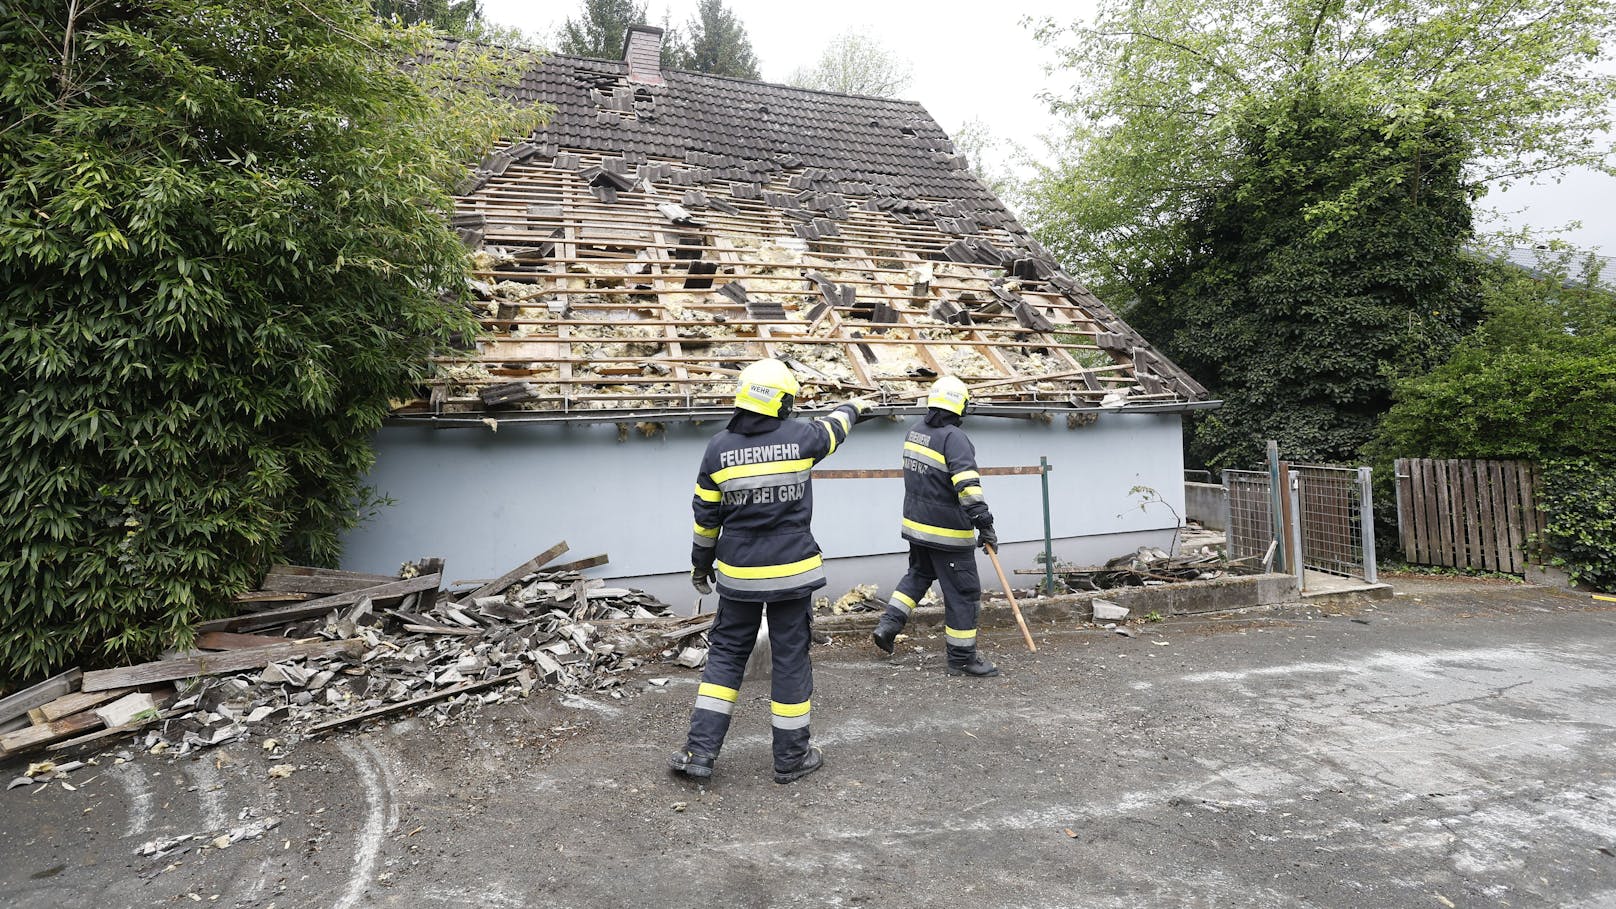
top-left (1040, 456), bottom-right (1054, 596)
top-left (1289, 471), bottom-right (1306, 591)
top-left (1358, 466), bottom-right (1377, 584)
top-left (1267, 440), bottom-right (1285, 571)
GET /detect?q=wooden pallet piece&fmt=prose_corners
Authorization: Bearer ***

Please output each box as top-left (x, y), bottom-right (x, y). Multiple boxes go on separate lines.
top-left (0, 669), bottom-right (83, 726)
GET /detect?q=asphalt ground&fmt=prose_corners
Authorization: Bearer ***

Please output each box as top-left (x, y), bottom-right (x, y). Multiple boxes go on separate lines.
top-left (3, 576), bottom-right (1614, 909)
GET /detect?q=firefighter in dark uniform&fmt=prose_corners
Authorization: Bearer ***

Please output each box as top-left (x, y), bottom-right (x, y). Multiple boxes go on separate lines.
top-left (669, 358), bottom-right (871, 783)
top-left (871, 376), bottom-right (1000, 677)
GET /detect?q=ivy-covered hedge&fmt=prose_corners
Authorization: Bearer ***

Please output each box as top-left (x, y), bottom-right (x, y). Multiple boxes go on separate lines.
top-left (0, 2), bottom-right (536, 685)
top-left (1540, 459), bottom-right (1616, 592)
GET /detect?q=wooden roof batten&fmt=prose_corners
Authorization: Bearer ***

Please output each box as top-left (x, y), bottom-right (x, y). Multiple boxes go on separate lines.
top-left (394, 44), bottom-right (1212, 426)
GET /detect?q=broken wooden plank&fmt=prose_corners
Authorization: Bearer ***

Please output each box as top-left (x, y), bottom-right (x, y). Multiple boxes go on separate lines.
top-left (414, 558), bottom-right (446, 613)
top-left (1, 710), bottom-right (103, 756)
top-left (29, 687), bottom-right (132, 724)
top-left (0, 669), bottom-right (83, 726)
top-left (197, 631), bottom-right (288, 651)
top-left (456, 541), bottom-right (568, 605)
top-left (232, 591), bottom-right (314, 604)
top-left (304, 673), bottom-right (520, 735)
top-left (197, 574), bottom-right (442, 633)
top-left (542, 553), bottom-right (609, 574)
top-left (261, 565), bottom-right (395, 595)
top-left (46, 696), bottom-right (178, 753)
top-left (82, 639), bottom-right (364, 692)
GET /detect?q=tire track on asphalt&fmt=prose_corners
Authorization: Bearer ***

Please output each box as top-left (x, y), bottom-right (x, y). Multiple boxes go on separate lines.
top-left (331, 739), bottom-right (398, 909)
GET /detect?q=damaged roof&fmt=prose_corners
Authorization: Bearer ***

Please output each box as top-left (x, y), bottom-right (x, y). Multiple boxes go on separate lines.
top-left (400, 39), bottom-right (1212, 424)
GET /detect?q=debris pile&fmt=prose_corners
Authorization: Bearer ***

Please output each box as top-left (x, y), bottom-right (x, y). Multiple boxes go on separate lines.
top-left (0, 541), bottom-right (706, 763)
top-left (1037, 546), bottom-right (1245, 592)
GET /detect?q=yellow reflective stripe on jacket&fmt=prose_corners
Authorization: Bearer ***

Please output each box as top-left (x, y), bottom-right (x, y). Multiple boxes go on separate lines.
top-left (693, 522), bottom-right (719, 539)
top-left (951, 470), bottom-right (980, 486)
top-left (770, 699), bottom-right (811, 717)
top-left (958, 485), bottom-right (984, 499)
top-left (902, 441), bottom-right (946, 467)
top-left (820, 419), bottom-right (839, 456)
top-left (693, 484), bottom-right (721, 503)
top-left (715, 554), bottom-right (824, 579)
top-left (698, 682), bottom-right (739, 702)
top-left (711, 457), bottom-right (816, 486)
top-left (902, 518), bottom-right (977, 540)
top-left (944, 626), bottom-right (978, 641)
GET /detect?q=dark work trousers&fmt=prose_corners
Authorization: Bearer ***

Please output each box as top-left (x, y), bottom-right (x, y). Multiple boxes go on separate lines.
top-left (882, 543), bottom-right (984, 662)
top-left (683, 594), bottom-right (814, 770)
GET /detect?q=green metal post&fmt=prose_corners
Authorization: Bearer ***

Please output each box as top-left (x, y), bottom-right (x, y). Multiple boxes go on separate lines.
top-left (1041, 456), bottom-right (1054, 596)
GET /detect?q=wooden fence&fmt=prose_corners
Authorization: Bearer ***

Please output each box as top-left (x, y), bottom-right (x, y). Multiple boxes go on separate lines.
top-left (1395, 458), bottom-right (1546, 573)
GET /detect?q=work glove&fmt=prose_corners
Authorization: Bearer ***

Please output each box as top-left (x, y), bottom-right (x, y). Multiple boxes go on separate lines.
top-left (691, 566), bottom-right (714, 595)
top-left (845, 397), bottom-right (878, 423)
top-left (976, 523), bottom-right (998, 552)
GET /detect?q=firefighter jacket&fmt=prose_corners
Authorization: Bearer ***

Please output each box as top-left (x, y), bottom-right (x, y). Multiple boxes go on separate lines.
top-left (899, 416), bottom-right (993, 551)
top-left (691, 403), bottom-right (861, 601)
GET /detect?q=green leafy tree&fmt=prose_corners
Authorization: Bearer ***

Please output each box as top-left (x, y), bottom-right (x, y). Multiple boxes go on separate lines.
top-left (789, 31), bottom-right (912, 97)
top-left (674, 0), bottom-right (760, 79)
top-left (557, 0), bottom-right (647, 60)
top-left (375, 0), bottom-right (481, 33)
top-left (1371, 254), bottom-right (1616, 462)
top-left (1028, 0), bottom-right (1616, 304)
top-left (1025, 0), bottom-right (1616, 470)
top-left (0, 0), bottom-right (544, 684)
top-left (1131, 96), bottom-right (1482, 471)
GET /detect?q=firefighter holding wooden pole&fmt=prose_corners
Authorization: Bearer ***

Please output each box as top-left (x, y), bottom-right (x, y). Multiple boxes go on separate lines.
top-left (871, 376), bottom-right (1001, 677)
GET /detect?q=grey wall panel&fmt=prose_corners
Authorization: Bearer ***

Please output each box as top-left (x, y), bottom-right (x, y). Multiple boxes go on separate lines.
top-left (340, 412), bottom-right (1186, 592)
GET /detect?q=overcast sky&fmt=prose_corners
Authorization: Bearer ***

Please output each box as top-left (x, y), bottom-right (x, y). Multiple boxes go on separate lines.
top-left (480, 0), bottom-right (1614, 256)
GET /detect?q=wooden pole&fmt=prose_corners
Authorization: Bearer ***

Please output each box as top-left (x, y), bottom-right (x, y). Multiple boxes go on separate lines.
top-left (985, 545), bottom-right (1037, 653)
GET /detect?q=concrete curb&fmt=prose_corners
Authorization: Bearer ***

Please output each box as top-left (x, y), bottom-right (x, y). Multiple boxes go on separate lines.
top-left (814, 572), bottom-right (1308, 633)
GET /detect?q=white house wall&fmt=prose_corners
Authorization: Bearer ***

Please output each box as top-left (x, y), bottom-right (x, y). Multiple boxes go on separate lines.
top-left (341, 413), bottom-right (1186, 607)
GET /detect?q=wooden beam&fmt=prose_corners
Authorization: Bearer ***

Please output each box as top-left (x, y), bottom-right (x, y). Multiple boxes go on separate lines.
top-left (812, 466), bottom-right (1045, 480)
top-left (455, 541), bottom-right (569, 605)
top-left (82, 639), bottom-right (364, 692)
top-left (0, 669), bottom-right (83, 726)
top-left (304, 673), bottom-right (520, 735)
top-left (544, 553), bottom-right (610, 573)
top-left (1, 710), bottom-right (102, 756)
top-left (196, 573), bottom-right (442, 633)
top-left (261, 565), bottom-right (397, 595)
top-left (30, 687), bottom-right (131, 724)
top-left (198, 631), bottom-right (290, 651)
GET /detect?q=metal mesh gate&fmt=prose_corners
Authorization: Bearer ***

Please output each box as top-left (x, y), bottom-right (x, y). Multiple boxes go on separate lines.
top-left (1223, 470), bottom-right (1274, 562)
top-left (1292, 466), bottom-right (1370, 580)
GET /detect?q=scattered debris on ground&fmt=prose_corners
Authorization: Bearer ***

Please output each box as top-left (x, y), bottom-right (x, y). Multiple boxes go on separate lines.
top-left (1026, 544), bottom-right (1256, 592)
top-left (0, 541), bottom-right (710, 764)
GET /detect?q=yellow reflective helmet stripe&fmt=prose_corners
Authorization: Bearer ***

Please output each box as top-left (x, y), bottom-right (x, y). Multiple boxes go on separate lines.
top-left (694, 484), bottom-right (721, 503)
top-left (715, 554), bottom-right (824, 579)
top-left (951, 470), bottom-right (980, 486)
top-left (901, 518), bottom-right (977, 539)
top-left (770, 699), bottom-right (811, 718)
top-left (944, 626), bottom-right (977, 641)
top-left (698, 682), bottom-right (739, 702)
top-left (903, 441), bottom-right (946, 467)
top-left (693, 522), bottom-right (719, 539)
top-left (711, 457), bottom-right (816, 486)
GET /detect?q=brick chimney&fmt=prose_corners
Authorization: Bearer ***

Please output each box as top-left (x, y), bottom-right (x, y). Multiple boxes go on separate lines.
top-left (623, 25), bottom-right (665, 85)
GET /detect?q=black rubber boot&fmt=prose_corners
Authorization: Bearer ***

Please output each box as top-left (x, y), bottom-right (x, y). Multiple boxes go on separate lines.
top-left (871, 614), bottom-right (904, 654)
top-left (946, 648), bottom-right (999, 677)
top-left (668, 748), bottom-right (716, 780)
top-left (773, 746), bottom-right (824, 784)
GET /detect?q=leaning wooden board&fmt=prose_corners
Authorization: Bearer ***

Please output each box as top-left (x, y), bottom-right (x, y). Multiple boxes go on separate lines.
top-left (0, 669), bottom-right (83, 726)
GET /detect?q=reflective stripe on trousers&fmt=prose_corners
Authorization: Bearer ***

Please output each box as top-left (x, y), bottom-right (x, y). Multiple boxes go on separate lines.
top-left (880, 543), bottom-right (983, 648)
